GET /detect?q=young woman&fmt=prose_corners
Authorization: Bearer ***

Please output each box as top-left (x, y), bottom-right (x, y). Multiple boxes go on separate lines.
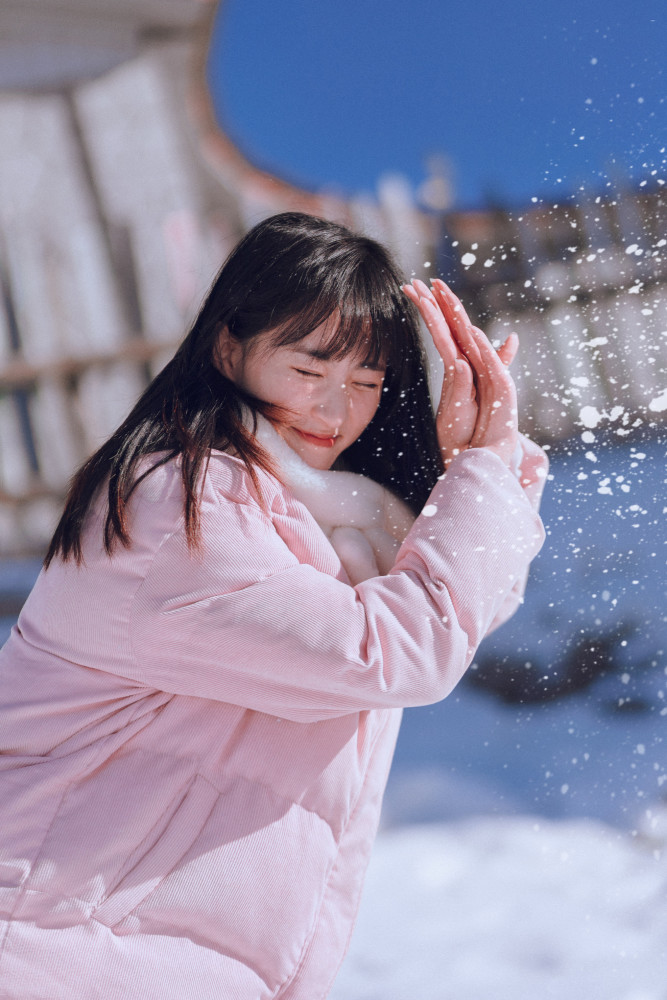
top-left (0, 212), bottom-right (546, 999)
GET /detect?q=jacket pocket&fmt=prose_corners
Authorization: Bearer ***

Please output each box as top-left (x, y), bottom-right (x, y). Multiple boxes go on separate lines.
top-left (93, 772), bottom-right (219, 927)
top-left (0, 768), bottom-right (68, 902)
top-left (104, 775), bottom-right (337, 991)
top-left (24, 748), bottom-right (206, 912)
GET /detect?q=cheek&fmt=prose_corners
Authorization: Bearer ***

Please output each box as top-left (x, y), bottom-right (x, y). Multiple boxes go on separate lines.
top-left (284, 379), bottom-right (315, 408)
top-left (264, 370), bottom-right (305, 405)
top-left (354, 394), bottom-right (381, 433)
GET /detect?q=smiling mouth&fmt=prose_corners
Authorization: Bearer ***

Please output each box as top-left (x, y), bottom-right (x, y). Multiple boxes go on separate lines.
top-left (293, 429), bottom-right (339, 448)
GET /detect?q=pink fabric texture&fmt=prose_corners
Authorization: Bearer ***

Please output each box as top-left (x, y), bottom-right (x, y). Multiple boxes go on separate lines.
top-left (0, 447), bottom-right (545, 999)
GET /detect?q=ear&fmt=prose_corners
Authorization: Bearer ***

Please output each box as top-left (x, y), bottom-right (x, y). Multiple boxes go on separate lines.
top-left (215, 325), bottom-right (244, 380)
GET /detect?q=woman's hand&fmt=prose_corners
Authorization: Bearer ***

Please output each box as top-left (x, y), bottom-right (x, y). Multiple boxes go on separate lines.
top-left (402, 278), bottom-right (519, 468)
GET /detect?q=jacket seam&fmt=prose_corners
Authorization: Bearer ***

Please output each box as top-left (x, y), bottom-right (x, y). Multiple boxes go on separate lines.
top-left (0, 780), bottom-right (71, 965)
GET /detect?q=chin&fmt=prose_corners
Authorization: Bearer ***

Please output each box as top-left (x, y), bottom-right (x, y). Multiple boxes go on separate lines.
top-left (298, 449), bottom-right (338, 471)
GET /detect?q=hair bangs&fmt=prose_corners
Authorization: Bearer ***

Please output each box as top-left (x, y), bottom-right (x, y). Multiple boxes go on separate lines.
top-left (264, 271), bottom-right (408, 375)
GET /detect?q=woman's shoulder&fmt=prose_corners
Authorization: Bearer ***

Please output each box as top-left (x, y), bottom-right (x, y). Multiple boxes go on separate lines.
top-left (128, 452), bottom-right (308, 598)
top-left (125, 451), bottom-right (318, 574)
top-left (205, 450), bottom-right (287, 514)
top-left (127, 450), bottom-right (285, 513)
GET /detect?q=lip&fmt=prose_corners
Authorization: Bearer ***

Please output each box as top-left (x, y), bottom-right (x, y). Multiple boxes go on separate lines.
top-left (293, 428), bottom-right (339, 448)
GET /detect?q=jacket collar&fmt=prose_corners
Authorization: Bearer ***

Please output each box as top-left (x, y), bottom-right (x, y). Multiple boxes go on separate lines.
top-left (252, 414), bottom-right (415, 584)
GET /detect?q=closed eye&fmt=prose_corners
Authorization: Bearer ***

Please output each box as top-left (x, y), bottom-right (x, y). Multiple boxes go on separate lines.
top-left (294, 368), bottom-right (380, 389)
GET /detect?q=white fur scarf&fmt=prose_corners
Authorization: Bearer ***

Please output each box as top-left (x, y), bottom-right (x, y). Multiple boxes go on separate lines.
top-left (253, 416), bottom-right (416, 585)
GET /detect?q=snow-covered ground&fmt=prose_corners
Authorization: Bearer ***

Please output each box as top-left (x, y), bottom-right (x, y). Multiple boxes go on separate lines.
top-left (331, 814), bottom-right (667, 1000)
top-left (2, 434), bottom-right (665, 997)
top-left (329, 673), bottom-right (667, 999)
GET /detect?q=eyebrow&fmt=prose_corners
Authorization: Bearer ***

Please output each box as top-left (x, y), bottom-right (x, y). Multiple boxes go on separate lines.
top-left (293, 348), bottom-right (386, 372)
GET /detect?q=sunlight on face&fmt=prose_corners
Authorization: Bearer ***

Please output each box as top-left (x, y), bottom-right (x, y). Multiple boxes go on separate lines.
top-left (224, 321), bottom-right (385, 469)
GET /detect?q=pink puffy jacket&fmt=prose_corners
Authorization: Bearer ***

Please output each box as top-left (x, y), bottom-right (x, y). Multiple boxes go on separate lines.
top-left (0, 447), bottom-right (544, 999)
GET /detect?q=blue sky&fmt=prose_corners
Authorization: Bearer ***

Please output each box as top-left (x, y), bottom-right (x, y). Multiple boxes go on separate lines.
top-left (207, 0), bottom-right (665, 209)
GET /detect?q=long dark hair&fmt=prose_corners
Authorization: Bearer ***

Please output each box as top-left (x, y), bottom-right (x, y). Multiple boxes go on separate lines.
top-left (45, 212), bottom-right (443, 566)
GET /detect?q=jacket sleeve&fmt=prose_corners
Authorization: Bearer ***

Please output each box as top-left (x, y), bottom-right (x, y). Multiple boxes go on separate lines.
top-left (484, 433), bottom-right (549, 635)
top-left (129, 448), bottom-right (545, 722)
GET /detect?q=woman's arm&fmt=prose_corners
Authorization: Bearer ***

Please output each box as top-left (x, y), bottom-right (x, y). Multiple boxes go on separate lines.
top-left (128, 448), bottom-right (544, 723)
top-left (401, 278), bottom-right (549, 637)
top-left (125, 280), bottom-right (546, 722)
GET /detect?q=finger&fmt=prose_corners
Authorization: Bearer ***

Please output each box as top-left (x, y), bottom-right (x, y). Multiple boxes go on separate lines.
top-left (417, 295), bottom-right (460, 374)
top-left (418, 283), bottom-right (466, 362)
top-left (467, 323), bottom-right (510, 379)
top-left (438, 355), bottom-right (473, 413)
top-left (400, 282), bottom-right (421, 308)
top-left (472, 363), bottom-right (517, 449)
top-left (430, 284), bottom-right (513, 422)
top-left (412, 278), bottom-right (437, 303)
top-left (496, 332), bottom-right (519, 368)
top-left (437, 360), bottom-right (478, 459)
top-left (429, 284), bottom-right (500, 419)
top-left (429, 286), bottom-right (518, 461)
top-left (442, 295), bottom-right (506, 380)
top-left (402, 283), bottom-right (459, 374)
top-left (448, 359), bottom-right (477, 420)
top-left (429, 280), bottom-right (484, 370)
top-left (429, 278), bottom-right (474, 328)
top-left (403, 280), bottom-right (442, 322)
top-left (457, 324), bottom-right (515, 440)
top-left (473, 385), bottom-right (518, 454)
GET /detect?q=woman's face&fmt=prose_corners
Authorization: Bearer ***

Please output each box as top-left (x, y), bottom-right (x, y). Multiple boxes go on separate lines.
top-left (221, 320), bottom-right (386, 470)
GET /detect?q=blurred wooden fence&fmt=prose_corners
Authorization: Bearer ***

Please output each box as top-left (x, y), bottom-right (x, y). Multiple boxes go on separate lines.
top-left (0, 44), bottom-right (242, 555)
top-left (441, 190), bottom-right (667, 441)
top-left (0, 38), bottom-right (665, 555)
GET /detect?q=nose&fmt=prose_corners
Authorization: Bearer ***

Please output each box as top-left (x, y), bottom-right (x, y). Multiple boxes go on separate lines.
top-left (312, 381), bottom-right (349, 431)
